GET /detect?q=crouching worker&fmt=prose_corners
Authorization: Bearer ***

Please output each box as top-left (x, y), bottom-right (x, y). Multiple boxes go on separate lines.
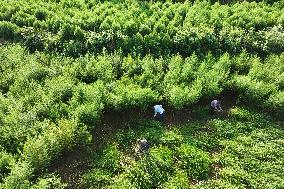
top-left (153, 104), bottom-right (165, 122)
top-left (135, 139), bottom-right (150, 154)
top-left (210, 100), bottom-right (223, 115)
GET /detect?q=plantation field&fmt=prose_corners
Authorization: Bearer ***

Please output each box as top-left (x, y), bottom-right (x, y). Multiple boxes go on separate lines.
top-left (48, 102), bottom-right (284, 189)
top-left (77, 106), bottom-right (284, 189)
top-left (0, 0), bottom-right (283, 188)
top-left (0, 43), bottom-right (283, 188)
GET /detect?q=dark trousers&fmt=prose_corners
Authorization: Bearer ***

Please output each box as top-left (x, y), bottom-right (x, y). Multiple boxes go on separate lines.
top-left (155, 113), bottom-right (165, 122)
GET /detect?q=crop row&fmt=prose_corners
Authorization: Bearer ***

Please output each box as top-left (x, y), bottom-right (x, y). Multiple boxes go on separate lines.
top-left (0, 0), bottom-right (283, 56)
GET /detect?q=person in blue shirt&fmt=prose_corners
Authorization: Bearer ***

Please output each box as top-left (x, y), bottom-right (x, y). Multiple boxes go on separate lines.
top-left (210, 100), bottom-right (223, 115)
top-left (153, 104), bottom-right (165, 122)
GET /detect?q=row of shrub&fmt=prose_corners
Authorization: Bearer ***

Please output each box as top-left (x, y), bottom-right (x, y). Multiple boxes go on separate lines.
top-left (231, 53), bottom-right (284, 116)
top-left (1, 0), bottom-right (282, 32)
top-left (0, 0), bottom-right (283, 56)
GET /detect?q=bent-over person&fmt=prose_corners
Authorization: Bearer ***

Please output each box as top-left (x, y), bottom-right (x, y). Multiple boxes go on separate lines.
top-left (153, 104), bottom-right (165, 122)
top-left (210, 100), bottom-right (223, 115)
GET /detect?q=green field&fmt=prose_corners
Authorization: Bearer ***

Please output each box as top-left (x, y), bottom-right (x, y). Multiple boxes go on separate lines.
top-left (0, 0), bottom-right (283, 188)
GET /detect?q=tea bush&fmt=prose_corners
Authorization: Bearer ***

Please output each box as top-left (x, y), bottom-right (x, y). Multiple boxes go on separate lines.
top-left (176, 144), bottom-right (212, 179)
top-left (31, 174), bottom-right (67, 189)
top-left (107, 79), bottom-right (159, 110)
top-left (159, 130), bottom-right (184, 148)
top-left (161, 171), bottom-right (189, 189)
top-left (80, 169), bottom-right (112, 189)
top-left (126, 155), bottom-right (172, 188)
top-left (23, 119), bottom-right (89, 171)
top-left (95, 144), bottom-right (122, 174)
top-left (0, 151), bottom-right (15, 182)
top-left (0, 21), bottom-right (20, 40)
top-left (1, 161), bottom-right (33, 189)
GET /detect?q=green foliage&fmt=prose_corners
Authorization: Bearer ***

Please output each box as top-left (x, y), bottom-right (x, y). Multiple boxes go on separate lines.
top-left (176, 144), bottom-right (212, 179)
top-left (1, 161), bottom-right (33, 189)
top-left (116, 120), bottom-right (164, 150)
top-left (22, 120), bottom-right (84, 171)
top-left (106, 174), bottom-right (134, 189)
top-left (0, 21), bottom-right (20, 40)
top-left (107, 79), bottom-right (159, 110)
top-left (0, 0), bottom-right (283, 56)
top-left (0, 31), bottom-right (283, 188)
top-left (159, 130), bottom-right (184, 148)
top-left (31, 174), bottom-right (67, 189)
top-left (162, 171), bottom-right (189, 189)
top-left (126, 154), bottom-right (172, 188)
top-left (0, 151), bottom-right (15, 182)
top-left (80, 169), bottom-right (112, 189)
top-left (231, 53), bottom-right (284, 115)
top-left (96, 144), bottom-right (122, 174)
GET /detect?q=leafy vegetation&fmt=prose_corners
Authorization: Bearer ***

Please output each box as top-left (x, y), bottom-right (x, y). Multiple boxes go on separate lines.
top-left (0, 0), bottom-right (283, 188)
top-left (79, 107), bottom-right (284, 188)
top-left (0, 0), bottom-right (283, 57)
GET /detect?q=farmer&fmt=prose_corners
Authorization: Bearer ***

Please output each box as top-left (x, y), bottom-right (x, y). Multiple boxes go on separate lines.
top-left (153, 104), bottom-right (165, 122)
top-left (135, 139), bottom-right (150, 154)
top-left (210, 100), bottom-right (223, 115)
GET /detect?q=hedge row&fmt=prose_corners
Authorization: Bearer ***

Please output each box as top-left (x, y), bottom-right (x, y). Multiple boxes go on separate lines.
top-left (0, 0), bottom-right (283, 56)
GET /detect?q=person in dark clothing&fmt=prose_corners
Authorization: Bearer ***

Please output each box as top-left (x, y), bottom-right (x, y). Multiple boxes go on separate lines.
top-left (210, 100), bottom-right (223, 115)
top-left (135, 139), bottom-right (150, 154)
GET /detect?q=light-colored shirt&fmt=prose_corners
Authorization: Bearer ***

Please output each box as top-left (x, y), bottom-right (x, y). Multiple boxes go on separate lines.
top-left (211, 100), bottom-right (221, 110)
top-left (154, 105), bottom-right (165, 116)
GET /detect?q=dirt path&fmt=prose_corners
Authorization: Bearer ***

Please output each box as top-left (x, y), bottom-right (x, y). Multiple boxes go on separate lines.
top-left (48, 92), bottom-right (238, 189)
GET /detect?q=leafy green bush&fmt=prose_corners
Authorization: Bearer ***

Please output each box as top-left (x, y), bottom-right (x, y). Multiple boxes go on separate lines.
top-left (0, 151), bottom-right (15, 182)
top-left (106, 174), bottom-right (134, 189)
top-left (162, 171), bottom-right (189, 189)
top-left (233, 75), bottom-right (278, 103)
top-left (31, 174), bottom-right (67, 189)
top-left (70, 55), bottom-right (115, 84)
top-left (1, 161), bottom-right (33, 189)
top-left (220, 166), bottom-right (252, 187)
top-left (137, 121), bottom-right (165, 143)
top-left (96, 144), bottom-right (122, 174)
top-left (167, 82), bottom-right (202, 109)
top-left (107, 79), bottom-right (159, 110)
top-left (176, 144), bottom-right (212, 179)
top-left (73, 103), bottom-right (102, 127)
top-left (0, 21), bottom-right (20, 40)
top-left (116, 129), bottom-right (137, 149)
top-left (126, 154), bottom-right (172, 188)
top-left (23, 120), bottom-right (85, 171)
top-left (150, 146), bottom-right (174, 170)
top-left (1, 0), bottom-right (283, 56)
top-left (116, 120), bottom-right (164, 150)
top-left (266, 91), bottom-right (284, 114)
top-left (80, 169), bottom-right (112, 189)
top-left (159, 130), bottom-right (184, 148)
